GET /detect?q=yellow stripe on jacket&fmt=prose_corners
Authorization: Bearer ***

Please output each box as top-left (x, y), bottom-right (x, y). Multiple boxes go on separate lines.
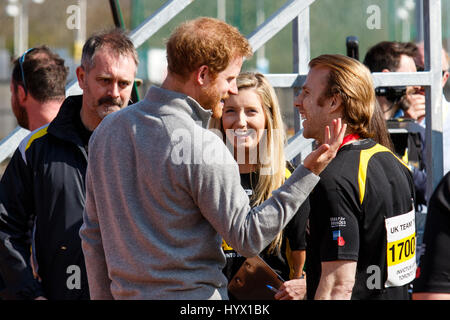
top-left (358, 144), bottom-right (410, 205)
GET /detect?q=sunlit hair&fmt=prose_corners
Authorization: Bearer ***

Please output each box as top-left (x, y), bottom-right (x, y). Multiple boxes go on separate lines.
top-left (12, 45), bottom-right (68, 102)
top-left (166, 17), bottom-right (253, 80)
top-left (81, 28), bottom-right (138, 73)
top-left (369, 100), bottom-right (394, 151)
top-left (209, 72), bottom-right (285, 254)
top-left (363, 41), bottom-right (418, 72)
top-left (310, 54), bottom-right (375, 138)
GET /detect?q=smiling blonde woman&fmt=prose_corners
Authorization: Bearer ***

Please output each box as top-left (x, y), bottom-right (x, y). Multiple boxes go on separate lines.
top-left (209, 72), bottom-right (308, 300)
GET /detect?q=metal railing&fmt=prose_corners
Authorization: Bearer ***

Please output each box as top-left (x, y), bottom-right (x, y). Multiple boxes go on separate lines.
top-left (0, 0), bottom-right (444, 199)
top-left (263, 0), bottom-right (443, 199)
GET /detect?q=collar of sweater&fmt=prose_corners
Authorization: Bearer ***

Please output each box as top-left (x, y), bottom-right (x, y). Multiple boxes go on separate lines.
top-left (145, 86), bottom-right (213, 129)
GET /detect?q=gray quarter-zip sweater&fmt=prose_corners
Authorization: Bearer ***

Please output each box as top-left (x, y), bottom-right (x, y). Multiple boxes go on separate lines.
top-left (80, 86), bottom-right (319, 300)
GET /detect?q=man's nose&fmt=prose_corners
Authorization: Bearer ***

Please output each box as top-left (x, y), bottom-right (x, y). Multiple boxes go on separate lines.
top-left (108, 82), bottom-right (120, 97)
top-left (294, 94), bottom-right (303, 109)
top-left (229, 80), bottom-right (238, 95)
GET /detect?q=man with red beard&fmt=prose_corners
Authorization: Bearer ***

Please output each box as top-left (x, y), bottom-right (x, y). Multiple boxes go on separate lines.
top-left (9, 46), bottom-right (68, 131)
top-left (0, 28), bottom-right (137, 300)
top-left (80, 17), bottom-right (346, 300)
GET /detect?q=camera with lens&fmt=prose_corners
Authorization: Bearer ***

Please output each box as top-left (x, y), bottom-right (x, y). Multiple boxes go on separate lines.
top-left (375, 86), bottom-right (407, 103)
top-left (375, 86), bottom-right (411, 111)
top-left (344, 36), bottom-right (409, 111)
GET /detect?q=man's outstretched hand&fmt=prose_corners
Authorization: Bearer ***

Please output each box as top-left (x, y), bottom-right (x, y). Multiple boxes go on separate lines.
top-left (303, 118), bottom-right (347, 176)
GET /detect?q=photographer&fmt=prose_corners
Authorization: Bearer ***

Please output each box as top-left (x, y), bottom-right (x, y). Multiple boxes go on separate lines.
top-left (364, 41), bottom-right (427, 258)
top-left (364, 41), bottom-right (425, 201)
top-left (364, 41), bottom-right (425, 122)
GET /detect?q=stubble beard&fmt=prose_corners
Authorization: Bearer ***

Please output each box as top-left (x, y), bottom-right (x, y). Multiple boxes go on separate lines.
top-left (200, 83), bottom-right (226, 119)
top-left (211, 102), bottom-right (223, 119)
top-left (12, 91), bottom-right (29, 129)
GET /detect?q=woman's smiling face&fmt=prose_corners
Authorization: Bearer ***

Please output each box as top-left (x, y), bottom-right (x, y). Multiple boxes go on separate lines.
top-left (222, 88), bottom-right (267, 156)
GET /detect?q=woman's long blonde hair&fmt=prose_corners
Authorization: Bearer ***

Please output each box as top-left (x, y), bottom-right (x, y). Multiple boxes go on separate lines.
top-left (209, 72), bottom-right (286, 253)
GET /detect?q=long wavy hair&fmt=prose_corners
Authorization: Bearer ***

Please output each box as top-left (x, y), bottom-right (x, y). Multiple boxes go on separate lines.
top-left (209, 72), bottom-right (286, 254)
top-left (310, 54), bottom-right (375, 139)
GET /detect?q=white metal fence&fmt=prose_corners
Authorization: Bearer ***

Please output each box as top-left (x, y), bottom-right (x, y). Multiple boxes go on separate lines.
top-left (0, 0), bottom-right (444, 198)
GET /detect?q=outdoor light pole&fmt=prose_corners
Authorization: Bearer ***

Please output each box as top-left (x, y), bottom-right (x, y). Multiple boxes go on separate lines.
top-left (9, 0), bottom-right (27, 57)
top-left (396, 0), bottom-right (416, 42)
top-left (256, 0), bottom-right (268, 73)
top-left (6, 0), bottom-right (45, 57)
top-left (73, 0), bottom-right (86, 63)
top-left (217, 0), bottom-right (226, 21)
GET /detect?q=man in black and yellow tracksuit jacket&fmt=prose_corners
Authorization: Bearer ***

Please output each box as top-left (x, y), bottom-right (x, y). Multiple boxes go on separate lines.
top-left (0, 95), bottom-right (90, 299)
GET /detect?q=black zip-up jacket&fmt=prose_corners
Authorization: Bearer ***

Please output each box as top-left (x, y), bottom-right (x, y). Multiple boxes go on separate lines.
top-left (0, 95), bottom-right (90, 300)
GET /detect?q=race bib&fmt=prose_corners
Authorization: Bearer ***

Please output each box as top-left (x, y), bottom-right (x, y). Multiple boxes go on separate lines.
top-left (384, 209), bottom-right (416, 287)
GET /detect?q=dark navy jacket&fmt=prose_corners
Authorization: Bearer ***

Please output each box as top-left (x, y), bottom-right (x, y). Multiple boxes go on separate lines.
top-left (0, 95), bottom-right (90, 300)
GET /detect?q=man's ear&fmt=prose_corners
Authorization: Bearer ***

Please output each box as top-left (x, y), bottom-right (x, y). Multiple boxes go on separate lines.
top-left (76, 66), bottom-right (86, 89)
top-left (442, 71), bottom-right (449, 87)
top-left (16, 83), bottom-right (27, 103)
top-left (196, 65), bottom-right (210, 86)
top-left (330, 94), bottom-right (343, 112)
